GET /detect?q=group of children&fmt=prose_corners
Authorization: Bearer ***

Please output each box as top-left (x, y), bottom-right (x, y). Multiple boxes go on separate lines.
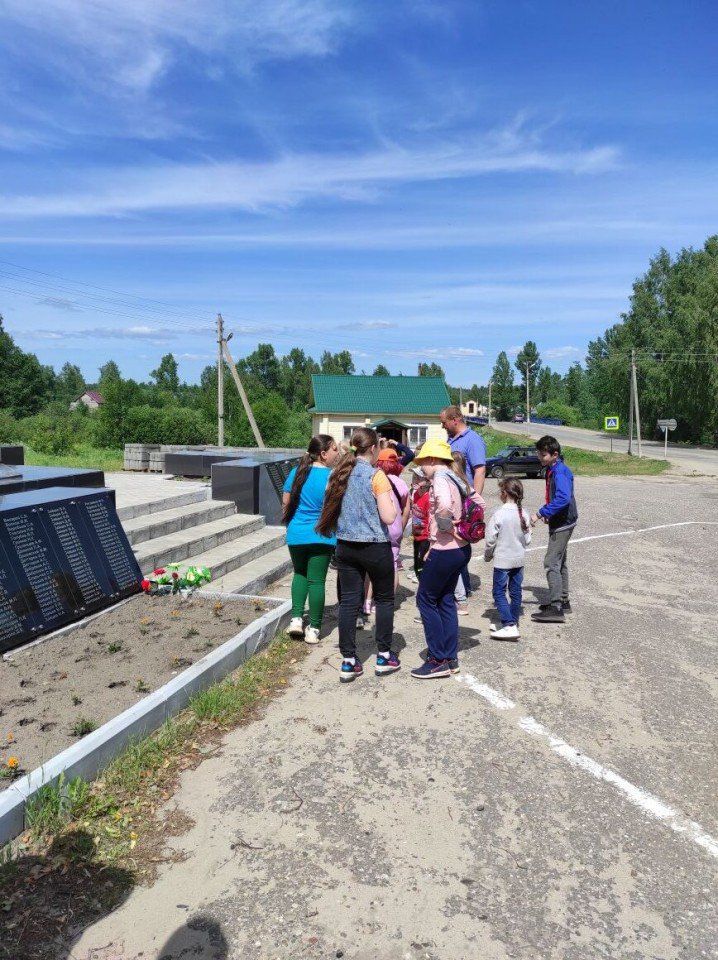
top-left (282, 427), bottom-right (578, 683)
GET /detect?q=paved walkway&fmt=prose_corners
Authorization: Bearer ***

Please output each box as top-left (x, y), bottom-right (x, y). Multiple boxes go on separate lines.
top-left (494, 421), bottom-right (718, 476)
top-left (73, 474), bottom-right (717, 960)
top-left (105, 473), bottom-right (208, 519)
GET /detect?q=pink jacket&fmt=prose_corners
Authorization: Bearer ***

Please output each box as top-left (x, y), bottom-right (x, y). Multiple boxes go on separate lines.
top-left (429, 470), bottom-right (467, 550)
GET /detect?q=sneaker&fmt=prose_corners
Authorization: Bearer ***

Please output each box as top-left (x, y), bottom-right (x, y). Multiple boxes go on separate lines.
top-left (413, 614), bottom-right (423, 624)
top-left (411, 657), bottom-right (451, 679)
top-left (562, 600), bottom-right (572, 614)
top-left (407, 571), bottom-right (418, 584)
top-left (340, 659), bottom-right (364, 683)
top-left (304, 626), bottom-right (320, 645)
top-left (287, 617), bottom-right (304, 638)
top-left (531, 604), bottom-right (565, 624)
top-left (375, 652), bottom-right (401, 675)
top-left (490, 624), bottom-right (520, 641)
top-left (356, 616), bottom-right (365, 630)
top-left (448, 658), bottom-right (460, 674)
top-left (457, 603), bottom-right (469, 617)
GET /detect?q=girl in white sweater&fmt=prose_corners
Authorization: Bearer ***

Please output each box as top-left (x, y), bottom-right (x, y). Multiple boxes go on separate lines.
top-left (484, 478), bottom-right (532, 641)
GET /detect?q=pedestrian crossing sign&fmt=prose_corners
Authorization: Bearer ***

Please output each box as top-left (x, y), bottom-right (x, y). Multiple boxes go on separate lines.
top-left (604, 416), bottom-right (619, 431)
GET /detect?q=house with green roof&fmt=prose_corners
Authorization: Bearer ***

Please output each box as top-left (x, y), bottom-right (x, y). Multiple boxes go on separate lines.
top-left (310, 374), bottom-right (450, 447)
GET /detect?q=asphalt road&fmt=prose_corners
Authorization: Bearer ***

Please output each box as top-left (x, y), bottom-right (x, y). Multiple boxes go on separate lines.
top-left (494, 421), bottom-right (718, 476)
top-left (73, 473), bottom-right (718, 960)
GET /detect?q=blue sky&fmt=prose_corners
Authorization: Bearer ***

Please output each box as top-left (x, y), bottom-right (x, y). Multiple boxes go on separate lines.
top-left (1, 0), bottom-right (716, 386)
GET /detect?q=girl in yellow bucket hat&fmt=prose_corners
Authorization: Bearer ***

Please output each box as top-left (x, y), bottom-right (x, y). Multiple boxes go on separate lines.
top-left (410, 438), bottom-right (471, 678)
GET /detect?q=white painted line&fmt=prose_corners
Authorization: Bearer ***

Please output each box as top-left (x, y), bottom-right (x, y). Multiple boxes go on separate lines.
top-left (525, 520), bottom-right (718, 553)
top-left (456, 673), bottom-right (718, 861)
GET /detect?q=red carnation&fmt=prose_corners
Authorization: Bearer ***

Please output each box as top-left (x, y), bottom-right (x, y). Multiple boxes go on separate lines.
top-left (141, 579), bottom-right (151, 592)
top-left (153, 568), bottom-right (165, 576)
top-left (172, 572), bottom-right (179, 579)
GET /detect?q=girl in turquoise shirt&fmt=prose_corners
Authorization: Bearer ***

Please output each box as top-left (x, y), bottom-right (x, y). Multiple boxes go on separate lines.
top-left (282, 435), bottom-right (339, 644)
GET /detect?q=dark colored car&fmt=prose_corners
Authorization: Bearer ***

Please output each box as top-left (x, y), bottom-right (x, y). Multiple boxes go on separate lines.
top-left (486, 446), bottom-right (545, 480)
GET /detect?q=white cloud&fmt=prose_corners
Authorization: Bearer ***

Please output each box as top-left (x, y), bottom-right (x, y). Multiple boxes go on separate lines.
top-left (0, 0), bottom-right (351, 93)
top-left (339, 319), bottom-right (398, 330)
top-left (36, 296), bottom-right (83, 312)
top-left (543, 345), bottom-right (583, 360)
top-left (506, 345), bottom-right (522, 356)
top-left (393, 347), bottom-right (484, 360)
top-left (0, 133), bottom-right (620, 219)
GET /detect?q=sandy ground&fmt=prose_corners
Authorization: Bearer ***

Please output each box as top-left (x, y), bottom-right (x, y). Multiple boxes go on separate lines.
top-left (0, 594), bottom-right (263, 778)
top-left (69, 473), bottom-right (718, 959)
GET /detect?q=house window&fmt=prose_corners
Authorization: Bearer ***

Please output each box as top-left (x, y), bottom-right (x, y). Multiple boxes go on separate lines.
top-left (467, 402), bottom-right (475, 414)
top-left (408, 425), bottom-right (427, 447)
top-left (343, 425), bottom-right (362, 440)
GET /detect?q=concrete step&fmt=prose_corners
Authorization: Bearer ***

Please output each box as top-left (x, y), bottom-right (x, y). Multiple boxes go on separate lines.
top-left (186, 526), bottom-right (287, 583)
top-left (116, 486), bottom-right (209, 522)
top-left (205, 543), bottom-right (293, 596)
top-left (123, 499), bottom-right (236, 546)
top-left (135, 513), bottom-right (265, 572)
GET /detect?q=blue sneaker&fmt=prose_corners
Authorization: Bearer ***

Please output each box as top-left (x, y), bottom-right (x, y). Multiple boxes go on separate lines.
top-left (340, 659), bottom-right (364, 683)
top-left (448, 658), bottom-right (460, 674)
top-left (375, 652), bottom-right (401, 676)
top-left (411, 657), bottom-right (451, 679)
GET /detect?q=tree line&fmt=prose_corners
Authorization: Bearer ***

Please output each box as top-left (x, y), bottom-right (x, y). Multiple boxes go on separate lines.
top-left (1, 235), bottom-right (716, 452)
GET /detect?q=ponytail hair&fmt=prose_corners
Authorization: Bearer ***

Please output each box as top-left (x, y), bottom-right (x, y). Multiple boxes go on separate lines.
top-left (316, 427), bottom-right (378, 537)
top-left (499, 477), bottom-right (528, 533)
top-left (450, 451), bottom-right (471, 497)
top-left (283, 434), bottom-right (335, 525)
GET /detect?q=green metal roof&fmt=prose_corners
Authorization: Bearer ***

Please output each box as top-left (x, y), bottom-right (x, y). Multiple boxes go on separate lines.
top-left (370, 418), bottom-right (409, 429)
top-left (310, 375), bottom-right (450, 415)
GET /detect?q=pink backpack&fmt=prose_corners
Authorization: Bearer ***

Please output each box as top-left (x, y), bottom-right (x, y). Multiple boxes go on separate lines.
top-left (446, 474), bottom-right (486, 544)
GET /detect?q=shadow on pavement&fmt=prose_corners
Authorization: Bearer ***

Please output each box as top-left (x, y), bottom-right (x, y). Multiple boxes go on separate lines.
top-left (158, 914), bottom-right (229, 959)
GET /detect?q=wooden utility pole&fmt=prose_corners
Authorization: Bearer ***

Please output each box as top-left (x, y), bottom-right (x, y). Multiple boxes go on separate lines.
top-left (221, 334), bottom-right (266, 448)
top-left (631, 348), bottom-right (642, 457)
top-left (488, 379), bottom-right (492, 425)
top-left (525, 363), bottom-right (531, 424)
top-left (217, 313), bottom-right (225, 447)
top-left (627, 349), bottom-right (634, 455)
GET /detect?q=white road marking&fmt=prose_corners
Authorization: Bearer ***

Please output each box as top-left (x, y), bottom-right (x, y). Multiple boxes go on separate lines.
top-left (525, 520), bottom-right (718, 552)
top-left (456, 673), bottom-right (718, 860)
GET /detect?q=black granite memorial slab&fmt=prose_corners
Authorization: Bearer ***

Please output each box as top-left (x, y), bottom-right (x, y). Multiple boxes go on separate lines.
top-left (0, 487), bottom-right (141, 654)
top-left (0, 465), bottom-right (105, 496)
top-left (211, 454), bottom-right (300, 524)
top-left (0, 445), bottom-right (24, 466)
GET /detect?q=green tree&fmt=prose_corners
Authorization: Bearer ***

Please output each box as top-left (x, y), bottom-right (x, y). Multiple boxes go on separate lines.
top-left (279, 348), bottom-right (319, 408)
top-left (491, 352), bottom-right (515, 420)
top-left (98, 359), bottom-right (122, 390)
top-left (56, 362), bottom-right (86, 405)
top-left (151, 353), bottom-right (180, 394)
top-left (0, 315), bottom-right (56, 417)
top-left (514, 341), bottom-right (541, 393)
top-left (373, 364), bottom-right (390, 376)
top-left (320, 350), bottom-right (355, 375)
top-left (418, 361), bottom-right (445, 378)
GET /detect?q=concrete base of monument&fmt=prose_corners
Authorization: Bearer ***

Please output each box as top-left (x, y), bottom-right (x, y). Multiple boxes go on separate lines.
top-left (0, 591), bottom-right (291, 844)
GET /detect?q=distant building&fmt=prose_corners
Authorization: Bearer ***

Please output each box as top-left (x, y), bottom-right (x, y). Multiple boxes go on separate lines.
top-left (310, 375), bottom-right (450, 448)
top-left (70, 390), bottom-right (104, 411)
top-left (461, 399), bottom-right (487, 418)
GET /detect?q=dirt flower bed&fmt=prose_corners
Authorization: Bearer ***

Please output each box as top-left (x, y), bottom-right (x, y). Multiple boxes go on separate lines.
top-left (0, 593), bottom-right (268, 781)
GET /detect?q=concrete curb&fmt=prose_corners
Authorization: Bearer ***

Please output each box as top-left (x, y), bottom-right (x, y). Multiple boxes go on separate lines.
top-left (0, 592), bottom-right (292, 846)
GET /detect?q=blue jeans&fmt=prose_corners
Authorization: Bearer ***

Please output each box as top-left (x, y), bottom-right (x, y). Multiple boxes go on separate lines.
top-left (492, 567), bottom-right (524, 626)
top-left (417, 545), bottom-right (471, 661)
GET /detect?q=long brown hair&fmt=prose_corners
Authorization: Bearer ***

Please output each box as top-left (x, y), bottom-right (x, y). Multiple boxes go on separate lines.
top-left (283, 434), bottom-right (335, 525)
top-left (450, 451), bottom-right (471, 496)
top-left (499, 477), bottom-right (529, 533)
top-left (316, 427), bottom-right (378, 537)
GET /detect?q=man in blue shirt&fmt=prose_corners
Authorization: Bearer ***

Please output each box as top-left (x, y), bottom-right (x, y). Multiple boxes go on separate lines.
top-left (441, 405), bottom-right (487, 604)
top-left (441, 405), bottom-right (486, 497)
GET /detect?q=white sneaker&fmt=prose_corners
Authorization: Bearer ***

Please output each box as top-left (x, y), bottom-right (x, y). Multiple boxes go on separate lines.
top-left (457, 603), bottom-right (469, 617)
top-left (287, 617), bottom-right (304, 638)
top-left (356, 616), bottom-right (365, 630)
top-left (408, 572), bottom-right (418, 583)
top-left (304, 626), bottom-right (320, 645)
top-left (490, 624), bottom-right (520, 641)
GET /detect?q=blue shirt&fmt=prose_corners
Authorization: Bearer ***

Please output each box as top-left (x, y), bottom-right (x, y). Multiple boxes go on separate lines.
top-left (282, 466), bottom-right (336, 547)
top-left (448, 428), bottom-right (486, 487)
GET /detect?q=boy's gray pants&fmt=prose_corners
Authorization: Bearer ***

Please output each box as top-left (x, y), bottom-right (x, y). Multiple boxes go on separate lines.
top-left (544, 527), bottom-right (574, 604)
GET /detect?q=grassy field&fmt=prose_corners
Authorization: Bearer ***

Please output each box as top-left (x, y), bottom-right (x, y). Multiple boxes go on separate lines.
top-left (480, 427), bottom-right (670, 477)
top-left (24, 444), bottom-right (124, 472)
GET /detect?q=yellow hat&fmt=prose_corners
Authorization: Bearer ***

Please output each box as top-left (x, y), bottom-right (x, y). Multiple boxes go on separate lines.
top-left (414, 438), bottom-right (453, 462)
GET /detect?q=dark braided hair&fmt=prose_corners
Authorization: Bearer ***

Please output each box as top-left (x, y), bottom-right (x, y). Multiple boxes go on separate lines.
top-left (283, 434), bottom-right (335, 525)
top-left (499, 477), bottom-right (529, 533)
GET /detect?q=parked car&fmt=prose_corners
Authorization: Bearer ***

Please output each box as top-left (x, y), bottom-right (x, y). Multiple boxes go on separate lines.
top-left (485, 446), bottom-right (545, 479)
top-left (511, 413), bottom-right (526, 423)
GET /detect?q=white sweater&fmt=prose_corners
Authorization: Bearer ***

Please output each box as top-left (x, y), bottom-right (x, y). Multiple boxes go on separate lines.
top-left (484, 502), bottom-right (532, 569)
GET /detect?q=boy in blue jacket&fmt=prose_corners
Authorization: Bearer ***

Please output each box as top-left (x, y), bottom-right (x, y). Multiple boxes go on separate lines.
top-left (530, 436), bottom-right (578, 624)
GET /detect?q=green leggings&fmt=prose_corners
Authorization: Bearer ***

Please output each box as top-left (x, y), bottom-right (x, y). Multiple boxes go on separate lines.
top-left (288, 544), bottom-right (334, 628)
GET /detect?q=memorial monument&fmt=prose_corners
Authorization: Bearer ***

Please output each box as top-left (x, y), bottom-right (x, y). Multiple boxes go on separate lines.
top-left (0, 486), bottom-right (141, 654)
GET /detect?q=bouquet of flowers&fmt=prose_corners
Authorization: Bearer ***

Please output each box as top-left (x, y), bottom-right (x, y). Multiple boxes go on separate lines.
top-left (141, 562), bottom-right (212, 596)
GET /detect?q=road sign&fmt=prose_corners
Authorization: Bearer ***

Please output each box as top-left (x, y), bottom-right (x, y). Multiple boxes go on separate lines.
top-left (657, 418), bottom-right (677, 431)
top-left (604, 416), bottom-right (620, 431)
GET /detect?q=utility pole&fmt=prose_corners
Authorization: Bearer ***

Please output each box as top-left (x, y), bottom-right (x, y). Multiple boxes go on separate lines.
top-left (631, 349), bottom-right (642, 457)
top-left (488, 379), bottom-right (492, 425)
top-left (221, 333), bottom-right (266, 448)
top-left (627, 349), bottom-right (634, 456)
top-left (217, 313), bottom-right (225, 447)
top-left (525, 363), bottom-right (531, 424)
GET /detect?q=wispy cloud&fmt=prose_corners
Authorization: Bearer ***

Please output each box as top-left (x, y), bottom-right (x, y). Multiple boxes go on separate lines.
top-left (36, 296), bottom-right (83, 312)
top-left (0, 131), bottom-right (620, 219)
top-left (393, 347), bottom-right (484, 359)
top-left (339, 319), bottom-right (398, 330)
top-left (543, 345), bottom-right (583, 360)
